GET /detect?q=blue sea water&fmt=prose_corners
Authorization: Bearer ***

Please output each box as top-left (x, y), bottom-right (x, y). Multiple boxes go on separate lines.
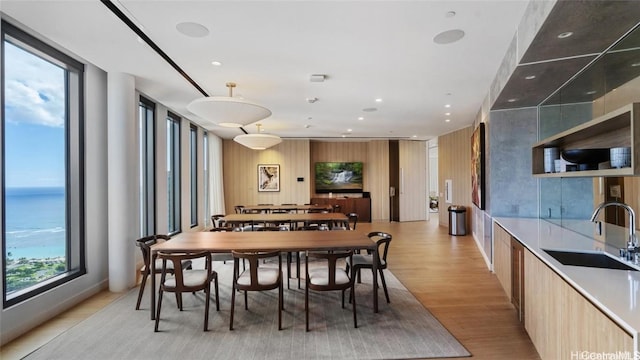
top-left (5, 187), bottom-right (66, 260)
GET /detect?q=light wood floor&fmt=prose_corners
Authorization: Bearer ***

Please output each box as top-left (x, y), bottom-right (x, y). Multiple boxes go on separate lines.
top-left (1, 218), bottom-right (540, 360)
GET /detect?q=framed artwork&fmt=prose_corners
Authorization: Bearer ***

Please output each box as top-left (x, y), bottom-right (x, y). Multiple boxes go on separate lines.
top-left (471, 123), bottom-right (485, 210)
top-left (258, 164), bottom-right (280, 192)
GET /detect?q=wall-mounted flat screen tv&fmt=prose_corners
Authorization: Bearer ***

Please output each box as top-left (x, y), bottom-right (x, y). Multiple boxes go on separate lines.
top-left (314, 162), bottom-right (363, 193)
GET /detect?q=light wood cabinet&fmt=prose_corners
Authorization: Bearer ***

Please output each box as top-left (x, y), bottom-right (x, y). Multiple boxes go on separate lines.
top-left (511, 238), bottom-right (525, 324)
top-left (524, 250), bottom-right (634, 359)
top-left (493, 223), bottom-right (512, 298)
top-left (532, 102), bottom-right (640, 178)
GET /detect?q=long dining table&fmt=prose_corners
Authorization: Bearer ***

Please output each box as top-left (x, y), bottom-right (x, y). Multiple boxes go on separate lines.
top-left (149, 230), bottom-right (379, 320)
top-left (222, 212), bottom-right (348, 229)
top-left (240, 204), bottom-right (333, 213)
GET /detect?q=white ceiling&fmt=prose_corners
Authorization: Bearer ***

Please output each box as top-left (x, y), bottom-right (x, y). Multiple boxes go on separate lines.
top-left (1, 1), bottom-right (530, 141)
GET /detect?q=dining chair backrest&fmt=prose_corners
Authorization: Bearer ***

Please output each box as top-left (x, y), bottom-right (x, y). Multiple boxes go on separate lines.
top-left (368, 231), bottom-right (392, 268)
top-left (234, 205), bottom-right (245, 214)
top-left (347, 213), bottom-right (358, 230)
top-left (231, 251), bottom-right (282, 291)
top-left (306, 250), bottom-right (354, 290)
top-left (157, 251), bottom-right (213, 292)
top-left (136, 234), bottom-right (171, 267)
top-left (211, 214), bottom-right (226, 228)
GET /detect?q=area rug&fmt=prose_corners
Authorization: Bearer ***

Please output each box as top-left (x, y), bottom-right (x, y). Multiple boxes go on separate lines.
top-left (25, 260), bottom-right (470, 360)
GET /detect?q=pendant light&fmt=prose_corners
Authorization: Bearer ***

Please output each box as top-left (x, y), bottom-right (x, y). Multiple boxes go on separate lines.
top-left (187, 82), bottom-right (271, 127)
top-left (234, 124), bottom-right (282, 150)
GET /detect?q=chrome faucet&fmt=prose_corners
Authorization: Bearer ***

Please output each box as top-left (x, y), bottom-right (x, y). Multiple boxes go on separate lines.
top-left (590, 201), bottom-right (639, 253)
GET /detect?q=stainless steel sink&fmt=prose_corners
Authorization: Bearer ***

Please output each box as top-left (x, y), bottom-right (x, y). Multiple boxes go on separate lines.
top-left (543, 249), bottom-right (638, 271)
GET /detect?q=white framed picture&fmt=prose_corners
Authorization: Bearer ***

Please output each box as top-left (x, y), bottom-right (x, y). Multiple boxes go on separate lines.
top-left (258, 164), bottom-right (280, 192)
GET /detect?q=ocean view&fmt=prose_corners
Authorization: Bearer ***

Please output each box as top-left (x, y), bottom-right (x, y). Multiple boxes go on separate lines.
top-left (5, 187), bottom-right (66, 260)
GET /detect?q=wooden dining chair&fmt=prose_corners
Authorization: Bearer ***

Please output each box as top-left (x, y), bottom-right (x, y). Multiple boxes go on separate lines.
top-left (135, 234), bottom-right (192, 310)
top-left (347, 231), bottom-right (393, 303)
top-left (347, 212), bottom-right (358, 230)
top-left (210, 214), bottom-right (224, 227)
top-left (305, 250), bottom-right (357, 331)
top-left (230, 251), bottom-right (284, 330)
top-left (154, 251), bottom-right (219, 332)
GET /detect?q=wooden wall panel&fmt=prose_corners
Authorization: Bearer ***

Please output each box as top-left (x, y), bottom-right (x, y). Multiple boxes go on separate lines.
top-left (438, 126), bottom-right (473, 227)
top-left (399, 140), bottom-right (427, 221)
top-left (222, 139), bottom-right (310, 214)
top-left (367, 140), bottom-right (390, 221)
top-left (310, 140), bottom-right (390, 221)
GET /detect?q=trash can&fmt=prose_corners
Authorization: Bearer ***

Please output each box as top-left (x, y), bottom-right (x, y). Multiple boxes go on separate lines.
top-left (448, 205), bottom-right (466, 236)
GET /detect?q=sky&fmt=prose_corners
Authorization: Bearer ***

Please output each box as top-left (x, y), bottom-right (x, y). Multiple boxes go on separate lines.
top-left (4, 41), bottom-right (66, 188)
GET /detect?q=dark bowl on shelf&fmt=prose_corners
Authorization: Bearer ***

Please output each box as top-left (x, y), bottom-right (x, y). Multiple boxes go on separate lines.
top-left (561, 148), bottom-right (610, 164)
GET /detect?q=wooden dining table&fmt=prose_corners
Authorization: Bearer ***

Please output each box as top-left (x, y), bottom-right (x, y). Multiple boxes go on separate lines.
top-left (241, 204), bottom-right (333, 213)
top-left (149, 230), bottom-right (380, 320)
top-left (222, 212), bottom-right (348, 229)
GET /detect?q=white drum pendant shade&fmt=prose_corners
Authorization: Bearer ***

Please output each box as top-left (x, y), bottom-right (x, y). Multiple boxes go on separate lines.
top-left (187, 96), bottom-right (271, 127)
top-left (186, 82), bottom-right (271, 127)
top-left (234, 124), bottom-right (282, 150)
top-left (233, 133), bottom-right (282, 150)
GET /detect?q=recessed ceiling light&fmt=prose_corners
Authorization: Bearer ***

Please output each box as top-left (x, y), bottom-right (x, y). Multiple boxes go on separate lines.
top-left (412, 135), bottom-right (418, 138)
top-left (363, 107), bottom-right (377, 112)
top-left (211, 61), bottom-right (222, 66)
top-left (445, 112), bottom-right (451, 116)
top-left (375, 98), bottom-right (383, 103)
top-left (585, 90), bottom-right (597, 95)
top-left (444, 104), bottom-right (451, 108)
top-left (445, 119), bottom-right (451, 122)
top-left (358, 117), bottom-right (364, 120)
top-left (176, 22), bottom-right (210, 38)
top-left (445, 11), bottom-right (456, 18)
top-left (525, 75), bottom-right (536, 80)
top-left (304, 124), bottom-right (311, 128)
top-left (507, 98), bottom-right (517, 103)
top-left (557, 31), bottom-right (573, 39)
top-left (433, 29), bottom-right (465, 45)
top-left (347, 129), bottom-right (353, 132)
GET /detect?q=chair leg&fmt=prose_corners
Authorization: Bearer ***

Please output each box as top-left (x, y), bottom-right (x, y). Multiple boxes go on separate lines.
top-left (204, 285), bottom-right (210, 331)
top-left (278, 278), bottom-right (283, 330)
top-left (286, 253), bottom-right (291, 290)
top-left (154, 289), bottom-right (164, 332)
top-left (214, 275), bottom-right (220, 311)
top-left (297, 254), bottom-right (301, 289)
top-left (176, 293), bottom-right (183, 311)
top-left (244, 290), bottom-right (249, 310)
top-left (357, 268), bottom-right (362, 283)
top-left (230, 283), bottom-right (236, 330)
top-left (305, 282), bottom-right (310, 332)
top-left (135, 273), bottom-right (148, 310)
top-left (379, 269), bottom-right (390, 303)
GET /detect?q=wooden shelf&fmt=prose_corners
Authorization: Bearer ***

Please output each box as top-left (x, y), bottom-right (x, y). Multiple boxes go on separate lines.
top-left (532, 103), bottom-right (640, 178)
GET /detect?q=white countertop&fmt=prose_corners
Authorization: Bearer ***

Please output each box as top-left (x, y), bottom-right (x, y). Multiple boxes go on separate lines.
top-left (494, 217), bottom-right (640, 338)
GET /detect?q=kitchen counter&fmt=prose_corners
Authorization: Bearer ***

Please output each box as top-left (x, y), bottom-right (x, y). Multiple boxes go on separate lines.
top-left (494, 217), bottom-right (640, 351)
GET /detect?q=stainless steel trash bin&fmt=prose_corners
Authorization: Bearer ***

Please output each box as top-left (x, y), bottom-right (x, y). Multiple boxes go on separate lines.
top-left (448, 205), bottom-right (466, 236)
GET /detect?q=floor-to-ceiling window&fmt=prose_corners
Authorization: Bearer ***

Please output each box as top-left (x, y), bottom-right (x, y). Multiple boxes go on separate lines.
top-left (2, 21), bottom-right (85, 306)
top-left (166, 113), bottom-right (181, 235)
top-left (189, 124), bottom-right (197, 227)
top-left (203, 132), bottom-right (210, 227)
top-left (139, 97), bottom-right (155, 237)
